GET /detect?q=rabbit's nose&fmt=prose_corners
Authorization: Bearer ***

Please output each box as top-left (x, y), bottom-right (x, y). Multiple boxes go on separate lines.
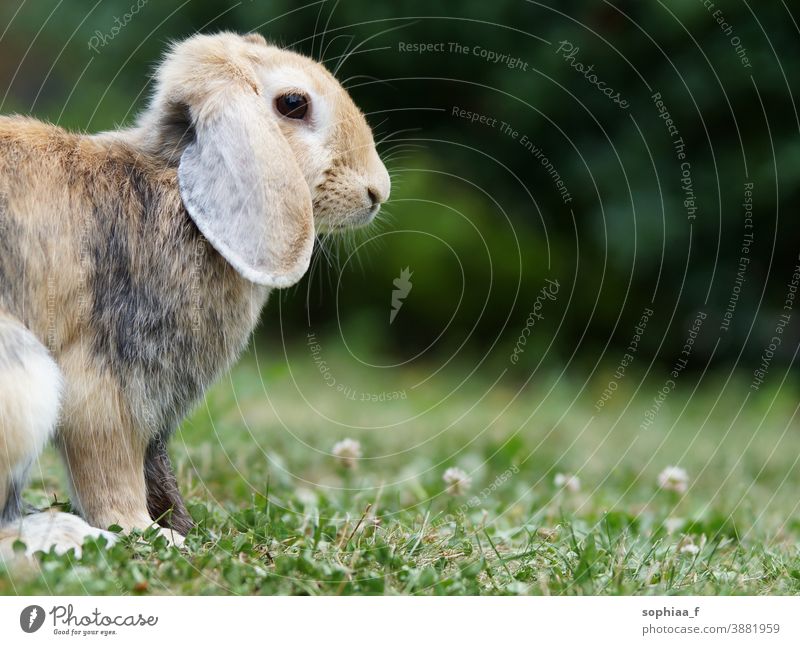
top-left (366, 183), bottom-right (388, 209)
top-left (366, 162), bottom-right (391, 206)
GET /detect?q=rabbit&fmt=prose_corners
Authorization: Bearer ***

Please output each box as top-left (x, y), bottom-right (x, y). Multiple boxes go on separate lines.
top-left (0, 31), bottom-right (390, 560)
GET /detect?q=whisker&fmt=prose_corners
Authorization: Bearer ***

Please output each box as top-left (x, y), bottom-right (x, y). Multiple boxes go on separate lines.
top-left (340, 70), bottom-right (395, 89)
top-left (379, 143), bottom-right (425, 156)
top-left (311, 0), bottom-right (328, 62)
top-left (333, 21), bottom-right (418, 76)
top-left (382, 153), bottom-right (414, 164)
top-left (317, 0), bottom-right (340, 63)
top-left (376, 127), bottom-right (422, 146)
top-left (321, 33), bottom-right (354, 65)
top-left (369, 117), bottom-right (391, 137)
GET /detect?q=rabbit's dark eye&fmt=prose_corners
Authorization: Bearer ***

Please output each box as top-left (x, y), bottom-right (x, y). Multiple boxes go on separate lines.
top-left (275, 93), bottom-right (309, 120)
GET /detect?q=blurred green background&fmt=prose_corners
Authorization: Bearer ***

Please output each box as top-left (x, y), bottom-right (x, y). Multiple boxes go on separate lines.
top-left (1, 0), bottom-right (799, 377)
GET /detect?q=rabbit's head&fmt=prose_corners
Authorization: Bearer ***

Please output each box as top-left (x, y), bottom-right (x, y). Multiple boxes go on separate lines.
top-left (134, 32), bottom-right (390, 288)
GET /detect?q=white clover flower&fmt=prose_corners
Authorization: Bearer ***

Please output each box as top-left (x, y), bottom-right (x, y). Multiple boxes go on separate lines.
top-left (332, 438), bottom-right (362, 469)
top-left (554, 472), bottom-right (581, 493)
top-left (658, 466), bottom-right (689, 494)
top-left (664, 517), bottom-right (685, 534)
top-left (295, 487), bottom-right (318, 507)
top-left (443, 467), bottom-right (472, 496)
top-left (679, 542), bottom-right (700, 556)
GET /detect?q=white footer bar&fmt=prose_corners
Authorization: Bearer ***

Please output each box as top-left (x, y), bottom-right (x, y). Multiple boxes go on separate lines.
top-left (1, 596), bottom-right (797, 644)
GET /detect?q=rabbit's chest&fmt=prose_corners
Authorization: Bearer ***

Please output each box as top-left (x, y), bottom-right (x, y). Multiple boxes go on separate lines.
top-left (84, 210), bottom-right (268, 432)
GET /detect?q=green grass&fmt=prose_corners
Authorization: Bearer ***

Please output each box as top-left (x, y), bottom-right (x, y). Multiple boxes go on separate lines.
top-left (3, 341), bottom-right (800, 595)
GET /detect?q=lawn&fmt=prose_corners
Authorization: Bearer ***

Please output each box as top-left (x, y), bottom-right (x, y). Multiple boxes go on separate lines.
top-left (2, 341), bottom-right (800, 595)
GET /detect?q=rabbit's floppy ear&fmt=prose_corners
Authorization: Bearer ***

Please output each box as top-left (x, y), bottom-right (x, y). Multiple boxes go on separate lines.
top-left (177, 82), bottom-right (314, 288)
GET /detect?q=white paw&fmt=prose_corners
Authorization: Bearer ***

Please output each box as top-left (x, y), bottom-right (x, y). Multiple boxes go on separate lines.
top-left (124, 522), bottom-right (185, 547)
top-left (0, 511), bottom-right (117, 562)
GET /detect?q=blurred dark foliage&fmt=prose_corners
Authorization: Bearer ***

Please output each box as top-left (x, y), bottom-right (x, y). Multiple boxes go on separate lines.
top-left (2, 0), bottom-right (799, 373)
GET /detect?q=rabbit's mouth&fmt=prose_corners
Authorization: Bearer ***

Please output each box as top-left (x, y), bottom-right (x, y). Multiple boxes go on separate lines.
top-left (358, 203), bottom-right (381, 226)
top-left (314, 200), bottom-right (381, 233)
top-left (319, 208), bottom-right (378, 232)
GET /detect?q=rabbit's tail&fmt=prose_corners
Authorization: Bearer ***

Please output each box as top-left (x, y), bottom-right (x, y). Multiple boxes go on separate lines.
top-left (0, 312), bottom-right (62, 525)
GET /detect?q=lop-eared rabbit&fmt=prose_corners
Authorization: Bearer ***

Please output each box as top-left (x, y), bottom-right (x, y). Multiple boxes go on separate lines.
top-left (0, 32), bottom-right (389, 558)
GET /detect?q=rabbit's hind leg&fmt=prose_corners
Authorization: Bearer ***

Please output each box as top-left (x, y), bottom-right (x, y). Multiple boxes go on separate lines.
top-left (0, 313), bottom-right (114, 563)
top-left (145, 436), bottom-right (194, 536)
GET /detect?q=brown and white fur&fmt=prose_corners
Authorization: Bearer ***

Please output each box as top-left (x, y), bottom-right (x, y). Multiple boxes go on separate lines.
top-left (0, 32), bottom-right (389, 560)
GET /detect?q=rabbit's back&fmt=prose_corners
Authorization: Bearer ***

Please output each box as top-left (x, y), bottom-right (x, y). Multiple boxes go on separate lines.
top-left (0, 116), bottom-right (83, 335)
top-left (0, 116), bottom-right (267, 434)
